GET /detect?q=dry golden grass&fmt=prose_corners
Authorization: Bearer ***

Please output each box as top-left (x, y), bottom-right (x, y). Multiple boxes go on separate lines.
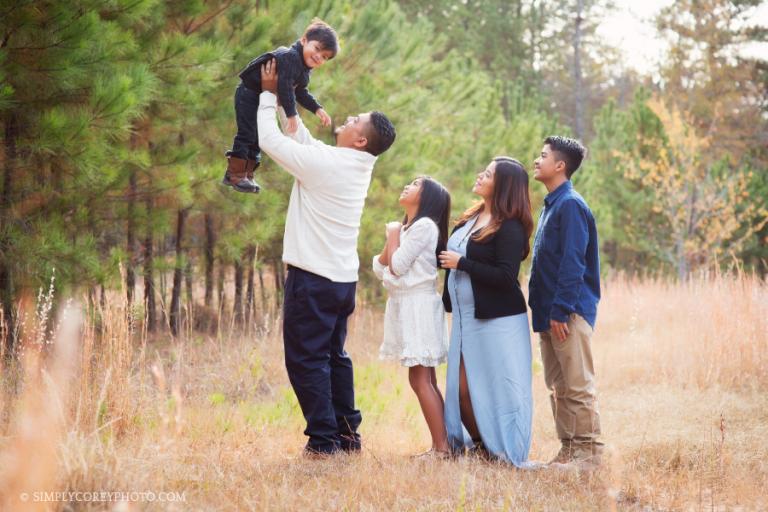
top-left (0, 273), bottom-right (767, 511)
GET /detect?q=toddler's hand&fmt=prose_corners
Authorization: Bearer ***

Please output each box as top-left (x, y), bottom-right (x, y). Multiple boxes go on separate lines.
top-left (316, 108), bottom-right (331, 127)
top-left (285, 116), bottom-right (299, 134)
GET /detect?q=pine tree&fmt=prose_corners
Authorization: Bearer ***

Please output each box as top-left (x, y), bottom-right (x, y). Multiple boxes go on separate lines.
top-left (0, 0), bottom-right (158, 349)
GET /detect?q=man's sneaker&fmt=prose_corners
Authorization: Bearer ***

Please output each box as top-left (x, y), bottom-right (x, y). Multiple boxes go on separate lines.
top-left (338, 433), bottom-right (361, 453)
top-left (550, 442), bottom-right (604, 472)
top-left (547, 441), bottom-right (574, 465)
top-left (301, 444), bottom-right (339, 460)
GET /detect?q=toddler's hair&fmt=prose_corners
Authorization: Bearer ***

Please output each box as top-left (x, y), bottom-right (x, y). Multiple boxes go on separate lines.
top-left (304, 18), bottom-right (340, 57)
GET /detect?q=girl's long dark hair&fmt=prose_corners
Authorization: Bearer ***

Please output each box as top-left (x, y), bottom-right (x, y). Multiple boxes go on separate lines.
top-left (456, 157), bottom-right (533, 259)
top-left (403, 176), bottom-right (452, 265)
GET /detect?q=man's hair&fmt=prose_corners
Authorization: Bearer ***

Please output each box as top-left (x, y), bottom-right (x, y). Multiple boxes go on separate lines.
top-left (364, 112), bottom-right (396, 156)
top-left (544, 135), bottom-right (587, 178)
top-left (304, 18), bottom-right (339, 58)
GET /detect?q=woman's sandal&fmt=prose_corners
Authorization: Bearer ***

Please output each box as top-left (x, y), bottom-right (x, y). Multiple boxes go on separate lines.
top-left (468, 439), bottom-right (494, 461)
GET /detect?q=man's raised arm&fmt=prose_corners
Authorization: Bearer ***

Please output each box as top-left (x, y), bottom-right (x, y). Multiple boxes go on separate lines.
top-left (258, 91), bottom-right (330, 187)
top-left (263, 58), bottom-right (319, 146)
top-left (257, 60), bottom-right (328, 187)
top-left (276, 104), bottom-right (319, 146)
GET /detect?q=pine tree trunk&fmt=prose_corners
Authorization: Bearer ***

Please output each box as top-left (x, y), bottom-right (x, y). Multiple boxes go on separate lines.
top-left (217, 257), bottom-right (226, 315)
top-left (1, 113), bottom-right (17, 353)
top-left (258, 266), bottom-right (266, 312)
top-left (272, 259), bottom-right (284, 309)
top-left (144, 196), bottom-right (156, 332)
top-left (100, 284), bottom-right (107, 310)
top-left (233, 256), bottom-right (244, 325)
top-left (676, 231), bottom-right (690, 281)
top-left (126, 167), bottom-right (138, 304)
top-left (573, 0), bottom-right (585, 140)
top-left (246, 245), bottom-right (256, 323)
top-left (185, 259), bottom-right (193, 316)
top-left (169, 208), bottom-right (189, 336)
top-left (204, 213), bottom-right (215, 307)
top-left (158, 236), bottom-right (168, 324)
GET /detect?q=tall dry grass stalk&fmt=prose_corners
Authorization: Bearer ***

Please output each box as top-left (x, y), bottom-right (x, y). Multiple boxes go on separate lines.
top-left (0, 298), bottom-right (82, 511)
top-left (0, 272), bottom-right (764, 510)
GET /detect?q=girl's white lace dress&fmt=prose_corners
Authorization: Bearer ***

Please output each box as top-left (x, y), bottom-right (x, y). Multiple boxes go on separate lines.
top-left (372, 217), bottom-right (449, 367)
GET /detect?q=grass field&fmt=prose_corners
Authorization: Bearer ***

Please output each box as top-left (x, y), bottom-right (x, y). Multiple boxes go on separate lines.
top-left (1, 274), bottom-right (767, 511)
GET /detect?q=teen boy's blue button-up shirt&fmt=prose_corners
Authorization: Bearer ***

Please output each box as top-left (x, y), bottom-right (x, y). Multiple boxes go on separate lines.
top-left (528, 180), bottom-right (601, 333)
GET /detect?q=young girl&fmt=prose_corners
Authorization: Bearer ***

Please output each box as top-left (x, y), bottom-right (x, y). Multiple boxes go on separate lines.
top-left (373, 176), bottom-right (452, 458)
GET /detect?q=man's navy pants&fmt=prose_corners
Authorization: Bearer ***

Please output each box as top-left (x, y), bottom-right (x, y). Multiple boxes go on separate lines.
top-left (283, 265), bottom-right (362, 453)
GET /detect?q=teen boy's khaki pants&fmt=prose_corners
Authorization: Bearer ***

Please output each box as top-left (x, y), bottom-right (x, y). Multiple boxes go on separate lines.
top-left (539, 313), bottom-right (603, 461)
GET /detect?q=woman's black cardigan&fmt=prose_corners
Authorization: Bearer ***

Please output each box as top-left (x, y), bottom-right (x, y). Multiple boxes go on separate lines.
top-left (442, 218), bottom-right (528, 319)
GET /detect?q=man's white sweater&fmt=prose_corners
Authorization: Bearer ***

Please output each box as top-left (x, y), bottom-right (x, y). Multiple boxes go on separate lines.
top-left (258, 91), bottom-right (377, 282)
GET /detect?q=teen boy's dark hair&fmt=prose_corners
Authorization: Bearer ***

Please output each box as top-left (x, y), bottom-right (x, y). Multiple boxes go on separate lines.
top-left (365, 112), bottom-right (396, 156)
top-left (544, 135), bottom-right (587, 178)
top-left (304, 19), bottom-right (340, 57)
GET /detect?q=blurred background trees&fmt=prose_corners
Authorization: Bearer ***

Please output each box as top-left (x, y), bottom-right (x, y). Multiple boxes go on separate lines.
top-left (1, 0), bottom-right (766, 347)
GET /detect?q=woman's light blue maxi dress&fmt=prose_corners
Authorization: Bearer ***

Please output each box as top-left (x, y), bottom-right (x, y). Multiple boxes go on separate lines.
top-left (444, 217), bottom-right (533, 466)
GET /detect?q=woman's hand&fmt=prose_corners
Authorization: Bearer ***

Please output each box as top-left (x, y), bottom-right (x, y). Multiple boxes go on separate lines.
top-left (439, 250), bottom-right (461, 269)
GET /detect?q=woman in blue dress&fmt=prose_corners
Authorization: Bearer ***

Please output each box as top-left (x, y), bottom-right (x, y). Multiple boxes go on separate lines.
top-left (438, 157), bottom-right (534, 466)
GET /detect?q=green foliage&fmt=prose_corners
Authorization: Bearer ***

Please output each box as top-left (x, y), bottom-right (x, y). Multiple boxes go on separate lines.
top-left (577, 91), bottom-right (667, 273)
top-left (0, 0), bottom-right (765, 324)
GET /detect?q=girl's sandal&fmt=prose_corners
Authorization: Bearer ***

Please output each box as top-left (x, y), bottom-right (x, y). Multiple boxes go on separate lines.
top-left (412, 449), bottom-right (452, 460)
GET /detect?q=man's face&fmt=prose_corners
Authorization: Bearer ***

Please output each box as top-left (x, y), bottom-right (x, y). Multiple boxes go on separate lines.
top-left (533, 144), bottom-right (562, 182)
top-left (334, 113), bottom-right (370, 149)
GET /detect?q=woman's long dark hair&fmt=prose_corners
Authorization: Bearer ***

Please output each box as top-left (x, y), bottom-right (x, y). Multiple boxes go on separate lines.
top-left (403, 176), bottom-right (452, 265)
top-left (456, 157), bottom-right (534, 259)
